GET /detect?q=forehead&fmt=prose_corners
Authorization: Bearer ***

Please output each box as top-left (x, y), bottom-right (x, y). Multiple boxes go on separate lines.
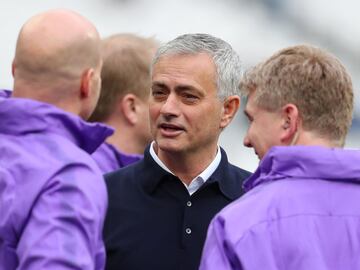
top-left (152, 53), bottom-right (216, 82)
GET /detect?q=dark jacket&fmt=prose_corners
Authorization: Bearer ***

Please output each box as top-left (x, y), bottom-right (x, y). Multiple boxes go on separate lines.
top-left (104, 146), bottom-right (251, 270)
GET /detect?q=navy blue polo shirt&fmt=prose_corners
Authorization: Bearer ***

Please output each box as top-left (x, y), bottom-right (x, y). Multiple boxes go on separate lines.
top-left (103, 146), bottom-right (251, 270)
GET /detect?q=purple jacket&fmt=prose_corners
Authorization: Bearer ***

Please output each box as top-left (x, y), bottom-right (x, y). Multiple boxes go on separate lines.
top-left (0, 89), bottom-right (11, 98)
top-left (200, 146), bottom-right (360, 270)
top-left (92, 142), bottom-right (142, 174)
top-left (0, 93), bottom-right (113, 270)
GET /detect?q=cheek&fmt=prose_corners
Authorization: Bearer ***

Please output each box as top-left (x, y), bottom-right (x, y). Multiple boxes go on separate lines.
top-left (247, 124), bottom-right (263, 148)
top-left (148, 101), bottom-right (158, 116)
top-left (149, 105), bottom-right (160, 128)
top-left (246, 124), bottom-right (256, 139)
top-left (200, 104), bottom-right (222, 127)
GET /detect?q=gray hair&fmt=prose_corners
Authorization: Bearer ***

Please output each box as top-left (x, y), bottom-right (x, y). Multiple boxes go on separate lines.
top-left (152, 33), bottom-right (242, 100)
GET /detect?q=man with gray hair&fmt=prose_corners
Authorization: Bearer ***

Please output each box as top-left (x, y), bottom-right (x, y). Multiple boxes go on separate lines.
top-left (103, 33), bottom-right (251, 270)
top-left (200, 45), bottom-right (360, 270)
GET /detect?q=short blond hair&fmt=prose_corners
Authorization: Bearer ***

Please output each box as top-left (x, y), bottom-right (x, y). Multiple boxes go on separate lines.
top-left (89, 33), bottom-right (159, 122)
top-left (240, 45), bottom-right (353, 146)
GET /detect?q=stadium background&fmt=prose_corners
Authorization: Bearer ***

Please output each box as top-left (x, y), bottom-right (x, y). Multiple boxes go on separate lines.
top-left (0, 0), bottom-right (358, 171)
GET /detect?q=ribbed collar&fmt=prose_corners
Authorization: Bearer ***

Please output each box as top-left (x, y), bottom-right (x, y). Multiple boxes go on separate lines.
top-left (0, 96), bottom-right (113, 154)
top-left (244, 145), bottom-right (360, 192)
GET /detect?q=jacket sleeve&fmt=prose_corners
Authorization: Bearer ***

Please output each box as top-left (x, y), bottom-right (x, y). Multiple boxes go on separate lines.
top-left (15, 163), bottom-right (107, 270)
top-left (199, 216), bottom-right (243, 270)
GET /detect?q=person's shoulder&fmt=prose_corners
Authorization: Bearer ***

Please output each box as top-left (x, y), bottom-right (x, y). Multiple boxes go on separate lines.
top-left (216, 179), bottom-right (297, 235)
top-left (211, 183), bottom-right (273, 242)
top-left (105, 159), bottom-right (144, 189)
top-left (50, 152), bottom-right (105, 191)
top-left (106, 158), bottom-right (143, 177)
top-left (227, 162), bottom-right (252, 179)
top-left (219, 147), bottom-right (252, 180)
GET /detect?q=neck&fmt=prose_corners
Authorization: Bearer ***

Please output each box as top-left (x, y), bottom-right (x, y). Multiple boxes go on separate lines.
top-left (155, 143), bottom-right (218, 185)
top-left (105, 118), bottom-right (145, 154)
top-left (13, 89), bottom-right (81, 118)
top-left (13, 79), bottom-right (83, 117)
top-left (295, 130), bottom-right (340, 148)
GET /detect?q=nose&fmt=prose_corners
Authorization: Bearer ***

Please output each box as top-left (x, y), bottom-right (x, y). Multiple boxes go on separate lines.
top-left (160, 93), bottom-right (180, 118)
top-left (243, 133), bottom-right (252, 148)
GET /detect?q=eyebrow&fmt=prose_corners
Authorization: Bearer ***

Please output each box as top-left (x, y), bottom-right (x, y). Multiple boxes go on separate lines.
top-left (152, 82), bottom-right (204, 96)
top-left (151, 82), bottom-right (167, 88)
top-left (176, 85), bottom-right (198, 92)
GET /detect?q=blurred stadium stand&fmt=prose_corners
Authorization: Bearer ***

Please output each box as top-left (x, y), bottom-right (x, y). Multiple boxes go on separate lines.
top-left (0, 0), bottom-right (358, 171)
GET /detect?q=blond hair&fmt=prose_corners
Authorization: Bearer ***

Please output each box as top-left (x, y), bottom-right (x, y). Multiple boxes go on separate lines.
top-left (89, 33), bottom-right (159, 122)
top-left (240, 45), bottom-right (353, 146)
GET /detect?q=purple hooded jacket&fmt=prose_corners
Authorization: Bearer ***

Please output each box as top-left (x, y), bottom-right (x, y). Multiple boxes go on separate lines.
top-left (92, 142), bottom-right (142, 174)
top-left (200, 146), bottom-right (360, 270)
top-left (0, 91), bottom-right (113, 270)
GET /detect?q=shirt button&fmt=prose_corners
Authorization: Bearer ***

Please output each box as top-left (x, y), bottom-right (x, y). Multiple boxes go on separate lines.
top-left (186, 201), bottom-right (192, 207)
top-left (185, 228), bottom-right (192, 234)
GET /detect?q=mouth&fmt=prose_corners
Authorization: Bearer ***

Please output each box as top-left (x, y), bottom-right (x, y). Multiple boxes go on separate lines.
top-left (158, 123), bottom-right (185, 137)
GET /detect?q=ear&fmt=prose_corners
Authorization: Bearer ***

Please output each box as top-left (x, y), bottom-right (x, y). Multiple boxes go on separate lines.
top-left (12, 61), bottom-right (16, 77)
top-left (220, 95), bottom-right (240, 129)
top-left (121, 93), bottom-right (138, 125)
top-left (280, 103), bottom-right (300, 144)
top-left (80, 68), bottom-right (94, 98)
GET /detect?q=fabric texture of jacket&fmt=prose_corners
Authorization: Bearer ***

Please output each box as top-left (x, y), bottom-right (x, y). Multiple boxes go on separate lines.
top-left (200, 146), bottom-right (360, 270)
top-left (92, 142), bottom-right (142, 174)
top-left (0, 91), bottom-right (113, 270)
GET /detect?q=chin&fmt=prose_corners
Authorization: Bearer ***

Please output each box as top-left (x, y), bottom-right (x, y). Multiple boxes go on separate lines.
top-left (156, 139), bottom-right (183, 154)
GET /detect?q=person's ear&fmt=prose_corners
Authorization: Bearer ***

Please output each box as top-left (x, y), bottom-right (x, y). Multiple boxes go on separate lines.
top-left (220, 95), bottom-right (240, 129)
top-left (80, 68), bottom-right (94, 98)
top-left (280, 103), bottom-right (299, 144)
top-left (12, 61), bottom-right (16, 77)
top-left (121, 93), bottom-right (138, 125)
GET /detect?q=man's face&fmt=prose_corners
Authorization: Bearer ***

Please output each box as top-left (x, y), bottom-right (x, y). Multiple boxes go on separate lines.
top-left (150, 53), bottom-right (224, 155)
top-left (243, 92), bottom-right (284, 160)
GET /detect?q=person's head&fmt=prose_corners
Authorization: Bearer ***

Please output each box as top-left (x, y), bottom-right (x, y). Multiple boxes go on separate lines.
top-left (150, 33), bottom-right (242, 157)
top-left (89, 33), bottom-right (159, 151)
top-left (12, 9), bottom-right (102, 120)
top-left (240, 44), bottom-right (353, 159)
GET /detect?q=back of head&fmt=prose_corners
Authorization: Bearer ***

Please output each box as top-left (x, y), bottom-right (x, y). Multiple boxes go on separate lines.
top-left (152, 33), bottom-right (242, 100)
top-left (89, 33), bottom-right (159, 122)
top-left (240, 45), bottom-right (353, 146)
top-left (12, 9), bottom-right (102, 108)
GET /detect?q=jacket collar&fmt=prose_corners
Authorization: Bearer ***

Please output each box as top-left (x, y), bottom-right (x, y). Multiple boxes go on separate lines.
top-left (206, 147), bottom-right (244, 200)
top-left (141, 145), bottom-right (242, 200)
top-left (0, 97), bottom-right (113, 154)
top-left (0, 89), bottom-right (12, 98)
top-left (244, 145), bottom-right (360, 192)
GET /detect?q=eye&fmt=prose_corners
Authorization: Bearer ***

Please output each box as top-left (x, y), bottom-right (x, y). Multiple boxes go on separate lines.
top-left (151, 88), bottom-right (167, 100)
top-left (152, 90), bottom-right (163, 96)
top-left (182, 92), bottom-right (199, 104)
